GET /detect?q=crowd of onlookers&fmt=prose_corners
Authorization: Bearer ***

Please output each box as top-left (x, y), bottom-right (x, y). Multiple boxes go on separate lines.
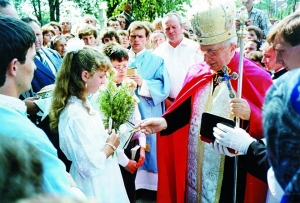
top-left (1, 0), bottom-right (280, 75)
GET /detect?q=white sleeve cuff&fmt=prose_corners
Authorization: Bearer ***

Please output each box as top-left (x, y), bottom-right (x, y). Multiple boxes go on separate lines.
top-left (117, 149), bottom-right (129, 167)
top-left (138, 80), bottom-right (151, 97)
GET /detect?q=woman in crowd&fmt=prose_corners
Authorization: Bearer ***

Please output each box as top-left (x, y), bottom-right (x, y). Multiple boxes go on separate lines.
top-left (117, 30), bottom-right (130, 49)
top-left (99, 27), bottom-right (121, 45)
top-left (49, 21), bottom-right (62, 35)
top-left (152, 18), bottom-right (163, 31)
top-left (49, 39), bottom-right (129, 202)
top-left (150, 30), bottom-right (166, 50)
top-left (246, 25), bottom-right (264, 42)
top-left (50, 35), bottom-right (67, 58)
top-left (41, 25), bottom-right (55, 47)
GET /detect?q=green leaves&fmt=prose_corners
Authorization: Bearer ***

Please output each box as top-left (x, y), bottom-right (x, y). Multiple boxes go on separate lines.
top-left (97, 76), bottom-right (136, 131)
top-left (107, 0), bottom-right (191, 22)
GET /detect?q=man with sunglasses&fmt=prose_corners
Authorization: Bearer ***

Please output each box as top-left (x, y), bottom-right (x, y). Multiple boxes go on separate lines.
top-left (136, 1), bottom-right (273, 203)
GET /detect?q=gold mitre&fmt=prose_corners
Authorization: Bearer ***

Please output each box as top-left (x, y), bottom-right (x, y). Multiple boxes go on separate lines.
top-left (191, 0), bottom-right (236, 45)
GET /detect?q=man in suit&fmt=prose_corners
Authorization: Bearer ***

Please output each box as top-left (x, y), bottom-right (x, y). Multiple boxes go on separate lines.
top-left (20, 17), bottom-right (61, 123)
top-left (21, 17), bottom-right (71, 171)
top-left (122, 1), bottom-right (134, 30)
top-left (21, 17), bottom-right (62, 95)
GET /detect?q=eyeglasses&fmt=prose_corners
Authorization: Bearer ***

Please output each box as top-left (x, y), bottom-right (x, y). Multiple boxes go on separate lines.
top-left (152, 39), bottom-right (164, 44)
top-left (199, 44), bottom-right (230, 57)
top-left (61, 22), bottom-right (70, 25)
top-left (114, 64), bottom-right (127, 71)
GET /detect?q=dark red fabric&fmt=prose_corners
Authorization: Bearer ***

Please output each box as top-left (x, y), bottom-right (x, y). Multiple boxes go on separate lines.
top-left (156, 52), bottom-right (272, 203)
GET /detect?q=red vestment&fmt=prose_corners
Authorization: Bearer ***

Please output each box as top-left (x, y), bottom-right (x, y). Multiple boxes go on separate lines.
top-left (157, 52), bottom-right (273, 203)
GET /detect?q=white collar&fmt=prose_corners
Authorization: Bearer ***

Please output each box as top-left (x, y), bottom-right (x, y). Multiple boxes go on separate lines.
top-left (69, 95), bottom-right (97, 115)
top-left (167, 35), bottom-right (189, 47)
top-left (129, 48), bottom-right (146, 58)
top-left (0, 94), bottom-right (27, 114)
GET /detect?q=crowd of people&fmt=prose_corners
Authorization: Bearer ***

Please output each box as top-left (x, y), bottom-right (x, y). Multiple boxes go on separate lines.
top-left (0, 0), bottom-right (300, 202)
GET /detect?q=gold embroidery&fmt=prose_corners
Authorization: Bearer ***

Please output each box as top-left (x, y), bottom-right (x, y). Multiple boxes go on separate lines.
top-left (186, 80), bottom-right (234, 202)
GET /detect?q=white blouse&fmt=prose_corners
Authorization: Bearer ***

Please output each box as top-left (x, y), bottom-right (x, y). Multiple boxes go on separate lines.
top-left (59, 96), bottom-right (129, 203)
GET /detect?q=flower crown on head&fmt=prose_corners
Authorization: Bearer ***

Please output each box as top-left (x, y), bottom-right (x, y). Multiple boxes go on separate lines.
top-left (65, 37), bottom-right (85, 54)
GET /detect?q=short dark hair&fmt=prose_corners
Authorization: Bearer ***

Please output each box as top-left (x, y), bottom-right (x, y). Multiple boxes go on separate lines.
top-left (21, 16), bottom-right (41, 27)
top-left (0, 15), bottom-right (36, 87)
top-left (245, 39), bottom-right (261, 51)
top-left (102, 42), bottom-right (129, 62)
top-left (99, 27), bottom-right (121, 44)
top-left (246, 25), bottom-right (263, 41)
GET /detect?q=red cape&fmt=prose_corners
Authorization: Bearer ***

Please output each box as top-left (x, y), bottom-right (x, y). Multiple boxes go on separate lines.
top-left (156, 52), bottom-right (273, 203)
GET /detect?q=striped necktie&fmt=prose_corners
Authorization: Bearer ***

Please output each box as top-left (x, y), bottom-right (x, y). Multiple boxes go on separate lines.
top-left (37, 51), bottom-right (52, 72)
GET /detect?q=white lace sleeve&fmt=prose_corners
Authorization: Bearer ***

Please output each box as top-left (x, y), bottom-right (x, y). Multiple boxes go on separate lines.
top-left (59, 104), bottom-right (109, 178)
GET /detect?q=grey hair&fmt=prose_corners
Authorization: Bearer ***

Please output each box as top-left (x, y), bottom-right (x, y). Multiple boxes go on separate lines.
top-left (221, 35), bottom-right (237, 47)
top-left (162, 12), bottom-right (183, 25)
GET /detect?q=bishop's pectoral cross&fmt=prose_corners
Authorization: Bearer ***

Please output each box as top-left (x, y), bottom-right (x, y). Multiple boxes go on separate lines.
top-left (217, 66), bottom-right (239, 98)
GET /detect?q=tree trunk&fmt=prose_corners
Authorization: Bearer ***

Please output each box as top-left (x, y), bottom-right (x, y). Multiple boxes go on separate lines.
top-left (48, 0), bottom-right (55, 21)
top-left (55, 0), bottom-right (60, 22)
top-left (31, 0), bottom-right (42, 24)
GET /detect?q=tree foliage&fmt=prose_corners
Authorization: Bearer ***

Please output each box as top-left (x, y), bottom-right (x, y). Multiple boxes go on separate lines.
top-left (72, 0), bottom-right (101, 15)
top-left (106, 0), bottom-right (191, 22)
top-left (250, 0), bottom-right (300, 20)
top-left (14, 0), bottom-right (300, 27)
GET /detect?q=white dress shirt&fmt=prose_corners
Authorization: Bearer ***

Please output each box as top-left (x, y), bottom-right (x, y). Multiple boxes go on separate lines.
top-left (153, 36), bottom-right (203, 98)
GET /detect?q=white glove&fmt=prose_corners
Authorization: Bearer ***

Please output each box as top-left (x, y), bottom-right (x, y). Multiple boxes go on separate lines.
top-left (210, 142), bottom-right (236, 157)
top-left (213, 123), bottom-right (256, 154)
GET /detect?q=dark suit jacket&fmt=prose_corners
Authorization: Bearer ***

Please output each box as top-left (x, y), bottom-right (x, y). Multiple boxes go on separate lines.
top-left (23, 48), bottom-right (71, 171)
top-left (122, 11), bottom-right (134, 30)
top-left (31, 48), bottom-right (62, 93)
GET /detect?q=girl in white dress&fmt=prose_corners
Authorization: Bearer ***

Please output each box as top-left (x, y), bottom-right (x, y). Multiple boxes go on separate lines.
top-left (49, 41), bottom-right (129, 203)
